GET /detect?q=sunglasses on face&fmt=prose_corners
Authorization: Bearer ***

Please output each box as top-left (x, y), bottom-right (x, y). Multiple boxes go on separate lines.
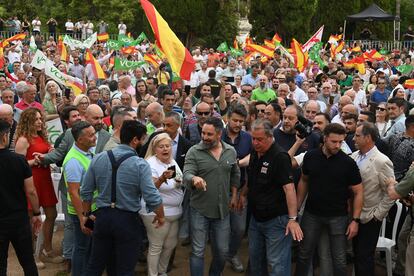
top-left (196, 111), bottom-right (210, 116)
top-left (376, 107), bottom-right (386, 111)
top-left (242, 90), bottom-right (252, 93)
top-left (257, 109), bottom-right (265, 113)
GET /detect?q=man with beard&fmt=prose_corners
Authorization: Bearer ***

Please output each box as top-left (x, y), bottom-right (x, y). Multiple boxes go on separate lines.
top-left (221, 104), bottom-right (252, 272)
top-left (251, 75), bottom-right (276, 103)
top-left (184, 117), bottom-right (240, 276)
top-left (296, 123), bottom-right (363, 276)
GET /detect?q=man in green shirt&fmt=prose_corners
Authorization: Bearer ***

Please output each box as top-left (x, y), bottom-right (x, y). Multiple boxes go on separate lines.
top-left (388, 170), bottom-right (414, 276)
top-left (251, 75), bottom-right (276, 103)
top-left (183, 116), bottom-right (240, 276)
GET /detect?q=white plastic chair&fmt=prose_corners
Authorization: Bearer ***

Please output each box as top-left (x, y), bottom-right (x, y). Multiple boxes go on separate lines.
top-left (34, 173), bottom-right (65, 257)
top-left (375, 200), bottom-right (403, 276)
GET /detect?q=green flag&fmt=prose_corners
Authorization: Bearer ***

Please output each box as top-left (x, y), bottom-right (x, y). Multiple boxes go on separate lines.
top-left (379, 49), bottom-right (389, 55)
top-left (309, 42), bottom-right (326, 68)
top-left (230, 47), bottom-right (243, 57)
top-left (217, 42), bottom-right (229, 52)
top-left (136, 32), bottom-right (147, 44)
top-left (396, 64), bottom-right (414, 74)
top-left (118, 34), bottom-right (135, 45)
top-left (107, 39), bottom-right (123, 50)
top-left (114, 58), bottom-right (146, 70)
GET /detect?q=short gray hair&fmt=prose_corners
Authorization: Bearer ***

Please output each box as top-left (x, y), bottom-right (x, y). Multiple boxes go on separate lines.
top-left (165, 111), bottom-right (181, 126)
top-left (251, 119), bottom-right (274, 137)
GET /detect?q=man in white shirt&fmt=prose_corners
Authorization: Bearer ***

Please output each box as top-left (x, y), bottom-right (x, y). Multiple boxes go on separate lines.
top-left (118, 21), bottom-right (127, 35)
top-left (192, 49), bottom-right (204, 71)
top-left (65, 19), bottom-right (74, 35)
top-left (347, 75), bottom-right (367, 110)
top-left (85, 20), bottom-right (94, 38)
top-left (31, 17), bottom-right (41, 35)
top-left (286, 76), bottom-right (308, 105)
top-left (196, 62), bottom-right (211, 85)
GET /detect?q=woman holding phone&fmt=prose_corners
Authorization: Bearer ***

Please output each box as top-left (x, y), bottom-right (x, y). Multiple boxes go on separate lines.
top-left (141, 133), bottom-right (184, 276)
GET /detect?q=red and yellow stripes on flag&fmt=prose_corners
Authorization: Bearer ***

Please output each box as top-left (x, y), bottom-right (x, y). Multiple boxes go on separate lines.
top-left (328, 34), bottom-right (343, 45)
top-left (58, 36), bottom-right (69, 63)
top-left (343, 56), bottom-right (366, 75)
top-left (243, 51), bottom-right (255, 64)
top-left (404, 79), bottom-right (414, 89)
top-left (272, 33), bottom-right (282, 45)
top-left (67, 79), bottom-right (84, 96)
top-left (233, 39), bottom-right (238, 50)
top-left (0, 46), bottom-right (4, 69)
top-left (84, 49), bottom-right (106, 79)
top-left (291, 39), bottom-right (308, 72)
top-left (140, 0), bottom-right (195, 80)
top-left (264, 39), bottom-right (276, 50)
top-left (363, 50), bottom-right (384, 61)
top-left (246, 42), bottom-right (274, 58)
top-left (5, 33), bottom-right (26, 43)
top-left (144, 53), bottom-right (161, 67)
top-left (350, 46), bottom-right (361, 53)
top-left (97, 33), bottom-right (109, 42)
top-left (330, 40), bottom-right (344, 59)
top-left (120, 46), bottom-right (136, 55)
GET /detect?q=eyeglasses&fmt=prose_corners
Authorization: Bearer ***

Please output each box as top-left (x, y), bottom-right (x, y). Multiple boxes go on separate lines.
top-left (79, 101), bottom-right (89, 105)
top-left (376, 107), bottom-right (386, 111)
top-left (196, 111), bottom-right (210, 116)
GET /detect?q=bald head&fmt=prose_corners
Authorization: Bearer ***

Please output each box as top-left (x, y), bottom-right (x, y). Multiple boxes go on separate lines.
top-left (145, 102), bottom-right (164, 127)
top-left (344, 89), bottom-right (356, 101)
top-left (341, 104), bottom-right (358, 118)
top-left (0, 104), bottom-right (14, 125)
top-left (86, 104), bottom-right (104, 131)
top-left (339, 95), bottom-right (352, 110)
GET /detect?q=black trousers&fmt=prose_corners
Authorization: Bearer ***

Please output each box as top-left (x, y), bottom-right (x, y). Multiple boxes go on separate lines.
top-left (0, 217), bottom-right (38, 276)
top-left (352, 218), bottom-right (382, 276)
top-left (85, 208), bottom-right (142, 276)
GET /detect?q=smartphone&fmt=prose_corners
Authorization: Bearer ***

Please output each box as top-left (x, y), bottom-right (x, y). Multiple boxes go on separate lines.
top-left (84, 217), bottom-right (94, 230)
top-left (226, 76), bottom-right (235, 83)
top-left (167, 165), bottom-right (176, 178)
top-left (64, 88), bottom-right (71, 99)
top-left (184, 85), bottom-right (191, 93)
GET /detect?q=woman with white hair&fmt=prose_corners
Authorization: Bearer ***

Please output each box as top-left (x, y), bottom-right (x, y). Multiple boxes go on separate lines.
top-left (140, 133), bottom-right (184, 276)
top-left (73, 94), bottom-right (90, 120)
top-left (41, 79), bottom-right (62, 120)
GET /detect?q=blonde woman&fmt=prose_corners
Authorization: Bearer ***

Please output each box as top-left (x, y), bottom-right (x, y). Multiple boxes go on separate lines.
top-left (41, 80), bottom-right (62, 121)
top-left (73, 94), bottom-right (90, 120)
top-left (140, 133), bottom-right (184, 276)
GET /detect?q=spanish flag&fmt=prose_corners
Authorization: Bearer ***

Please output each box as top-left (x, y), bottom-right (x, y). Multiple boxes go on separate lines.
top-left (246, 42), bottom-right (274, 58)
top-left (0, 46), bottom-right (4, 69)
top-left (140, 0), bottom-right (195, 80)
top-left (350, 46), bottom-right (361, 53)
top-left (84, 49), bottom-right (106, 79)
top-left (404, 79), bottom-right (414, 89)
top-left (330, 40), bottom-right (344, 59)
top-left (97, 33), bottom-right (109, 42)
top-left (328, 34), bottom-right (342, 46)
top-left (363, 50), bottom-right (384, 61)
top-left (66, 78), bottom-right (85, 96)
top-left (233, 39), bottom-right (239, 50)
top-left (144, 53), bottom-right (161, 67)
top-left (272, 33), bottom-right (282, 45)
top-left (264, 39), bottom-right (276, 50)
top-left (120, 46), bottom-right (136, 55)
top-left (291, 39), bottom-right (308, 72)
top-left (58, 36), bottom-right (69, 63)
top-left (5, 33), bottom-right (26, 43)
top-left (344, 56), bottom-right (366, 75)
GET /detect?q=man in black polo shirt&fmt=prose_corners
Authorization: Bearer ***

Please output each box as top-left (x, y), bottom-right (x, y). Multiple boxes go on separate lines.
top-left (246, 119), bottom-right (303, 275)
top-left (295, 123), bottom-right (363, 276)
top-left (0, 120), bottom-right (42, 275)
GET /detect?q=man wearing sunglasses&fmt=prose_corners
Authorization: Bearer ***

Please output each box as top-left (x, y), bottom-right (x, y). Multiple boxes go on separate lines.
top-left (371, 78), bottom-right (391, 104)
top-left (185, 102), bottom-right (211, 145)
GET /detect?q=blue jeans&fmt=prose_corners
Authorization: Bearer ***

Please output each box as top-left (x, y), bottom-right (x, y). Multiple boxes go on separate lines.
top-left (295, 211), bottom-right (348, 276)
top-left (85, 208), bottom-right (141, 276)
top-left (60, 181), bottom-right (74, 260)
top-left (70, 215), bottom-right (91, 276)
top-left (189, 207), bottom-right (230, 276)
top-left (178, 189), bottom-right (191, 239)
top-left (248, 215), bottom-right (292, 276)
top-left (228, 207), bottom-right (247, 258)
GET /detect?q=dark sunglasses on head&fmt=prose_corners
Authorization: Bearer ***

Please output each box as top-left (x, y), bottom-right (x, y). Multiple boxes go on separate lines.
top-left (196, 111), bottom-right (210, 116)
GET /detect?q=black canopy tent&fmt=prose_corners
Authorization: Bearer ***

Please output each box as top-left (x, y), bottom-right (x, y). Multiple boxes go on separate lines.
top-left (344, 3), bottom-right (399, 41)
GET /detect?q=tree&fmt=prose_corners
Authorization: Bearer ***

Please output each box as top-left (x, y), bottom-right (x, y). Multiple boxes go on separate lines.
top-left (248, 0), bottom-right (318, 44)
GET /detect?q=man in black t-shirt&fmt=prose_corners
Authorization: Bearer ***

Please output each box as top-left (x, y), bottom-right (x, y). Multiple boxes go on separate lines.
top-left (245, 119), bottom-right (303, 275)
top-left (0, 120), bottom-right (42, 275)
top-left (295, 123), bottom-right (363, 276)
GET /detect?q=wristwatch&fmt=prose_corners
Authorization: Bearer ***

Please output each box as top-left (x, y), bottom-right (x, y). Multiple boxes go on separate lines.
top-left (352, 217), bottom-right (361, 223)
top-left (32, 211), bottom-right (41, 216)
top-left (289, 216), bottom-right (298, 221)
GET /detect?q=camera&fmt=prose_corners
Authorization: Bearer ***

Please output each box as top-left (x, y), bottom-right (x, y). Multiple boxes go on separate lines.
top-left (294, 116), bottom-right (314, 139)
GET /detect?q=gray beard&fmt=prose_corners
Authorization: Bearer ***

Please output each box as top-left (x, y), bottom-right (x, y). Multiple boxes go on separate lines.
top-left (200, 140), bottom-right (217, 150)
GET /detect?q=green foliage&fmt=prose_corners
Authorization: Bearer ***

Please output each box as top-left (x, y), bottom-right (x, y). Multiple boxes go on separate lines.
top-left (248, 0), bottom-right (318, 44)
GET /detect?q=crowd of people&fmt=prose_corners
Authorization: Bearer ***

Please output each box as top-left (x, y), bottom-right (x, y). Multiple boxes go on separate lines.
top-left (1, 19), bottom-right (414, 276)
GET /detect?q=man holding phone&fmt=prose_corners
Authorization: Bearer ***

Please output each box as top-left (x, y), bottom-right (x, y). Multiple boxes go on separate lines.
top-left (62, 121), bottom-right (97, 276)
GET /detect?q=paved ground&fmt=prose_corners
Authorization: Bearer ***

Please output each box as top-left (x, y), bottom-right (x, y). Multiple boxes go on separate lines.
top-left (6, 226), bottom-right (388, 276)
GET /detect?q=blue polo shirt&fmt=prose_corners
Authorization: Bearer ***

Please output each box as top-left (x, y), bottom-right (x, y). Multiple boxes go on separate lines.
top-left (222, 129), bottom-right (252, 187)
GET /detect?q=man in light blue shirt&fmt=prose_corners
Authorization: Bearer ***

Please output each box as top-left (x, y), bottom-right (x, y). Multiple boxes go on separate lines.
top-left (383, 97), bottom-right (406, 141)
top-left (81, 120), bottom-right (164, 275)
top-left (241, 64), bottom-right (260, 87)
